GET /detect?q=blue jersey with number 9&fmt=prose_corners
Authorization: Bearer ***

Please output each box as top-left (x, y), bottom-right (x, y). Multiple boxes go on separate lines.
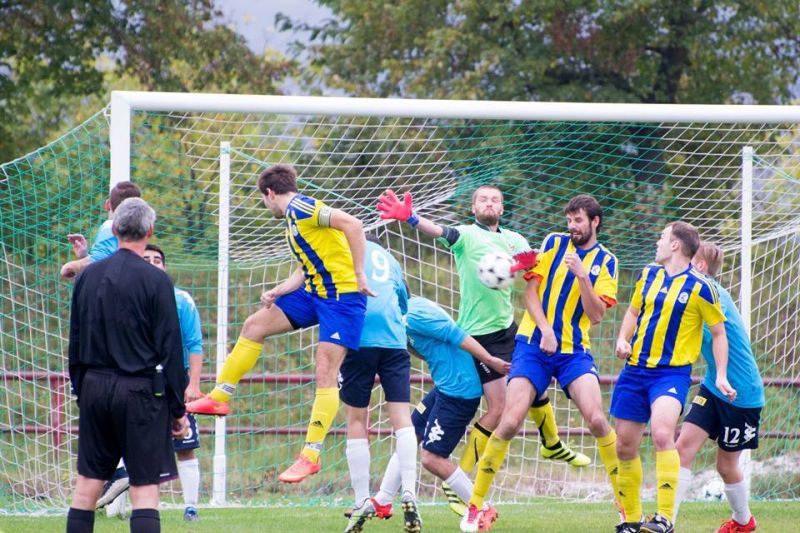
top-left (358, 241), bottom-right (408, 349)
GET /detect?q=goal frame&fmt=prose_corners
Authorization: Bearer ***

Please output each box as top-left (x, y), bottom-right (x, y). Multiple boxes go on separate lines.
top-left (108, 90), bottom-right (800, 504)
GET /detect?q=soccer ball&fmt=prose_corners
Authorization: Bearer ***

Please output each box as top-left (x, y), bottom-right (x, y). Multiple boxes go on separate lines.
top-left (701, 478), bottom-right (726, 501)
top-left (478, 252), bottom-right (515, 290)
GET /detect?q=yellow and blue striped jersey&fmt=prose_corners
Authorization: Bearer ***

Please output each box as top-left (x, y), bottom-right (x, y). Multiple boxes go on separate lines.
top-left (284, 194), bottom-right (358, 298)
top-left (517, 233), bottom-right (618, 354)
top-left (628, 264), bottom-right (725, 368)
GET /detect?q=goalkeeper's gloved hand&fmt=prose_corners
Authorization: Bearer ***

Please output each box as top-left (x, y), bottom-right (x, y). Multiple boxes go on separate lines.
top-left (510, 250), bottom-right (539, 274)
top-left (377, 190), bottom-right (419, 227)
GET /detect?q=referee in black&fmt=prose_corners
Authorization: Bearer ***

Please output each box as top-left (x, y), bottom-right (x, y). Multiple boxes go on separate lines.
top-left (66, 197), bottom-right (188, 533)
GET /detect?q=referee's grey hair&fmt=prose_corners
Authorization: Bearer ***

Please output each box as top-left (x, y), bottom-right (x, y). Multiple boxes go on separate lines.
top-left (113, 197), bottom-right (156, 242)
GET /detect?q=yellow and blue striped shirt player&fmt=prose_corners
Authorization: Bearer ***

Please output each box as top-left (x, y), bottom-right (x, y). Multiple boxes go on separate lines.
top-left (510, 232), bottom-right (618, 401)
top-left (189, 163), bottom-right (371, 485)
top-left (628, 264), bottom-right (725, 369)
top-left (284, 194), bottom-right (359, 298)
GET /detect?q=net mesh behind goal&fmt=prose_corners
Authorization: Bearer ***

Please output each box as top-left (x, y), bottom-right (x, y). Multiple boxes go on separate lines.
top-left (1, 105), bottom-right (799, 511)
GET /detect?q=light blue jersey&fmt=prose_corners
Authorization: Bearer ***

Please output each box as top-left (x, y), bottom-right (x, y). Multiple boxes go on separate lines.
top-left (175, 288), bottom-right (203, 369)
top-left (88, 220), bottom-right (118, 262)
top-left (359, 241), bottom-right (408, 349)
top-left (406, 297), bottom-right (482, 399)
top-left (701, 282), bottom-right (764, 408)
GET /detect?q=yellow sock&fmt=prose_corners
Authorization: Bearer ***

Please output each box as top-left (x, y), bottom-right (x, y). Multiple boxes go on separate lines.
top-left (459, 422), bottom-right (492, 474)
top-left (469, 434), bottom-right (510, 509)
top-left (617, 456), bottom-right (643, 523)
top-left (656, 449), bottom-right (680, 521)
top-left (209, 337), bottom-right (263, 402)
top-left (529, 398), bottom-right (559, 447)
top-left (597, 430), bottom-right (620, 506)
top-left (301, 387), bottom-right (340, 463)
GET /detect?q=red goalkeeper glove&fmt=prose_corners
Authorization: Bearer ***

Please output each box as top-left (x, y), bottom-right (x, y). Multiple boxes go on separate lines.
top-left (377, 190), bottom-right (419, 227)
top-left (510, 250), bottom-right (539, 274)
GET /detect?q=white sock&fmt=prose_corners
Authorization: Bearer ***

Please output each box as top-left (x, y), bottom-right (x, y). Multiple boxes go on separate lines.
top-left (673, 466), bottom-right (692, 523)
top-left (178, 458), bottom-right (200, 506)
top-left (346, 439), bottom-right (371, 507)
top-left (725, 480), bottom-right (751, 525)
top-left (444, 467), bottom-right (474, 503)
top-left (395, 426), bottom-right (417, 501)
top-left (375, 452), bottom-right (401, 505)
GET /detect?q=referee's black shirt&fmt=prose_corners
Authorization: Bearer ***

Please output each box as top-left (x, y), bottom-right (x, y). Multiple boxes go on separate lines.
top-left (68, 248), bottom-right (187, 418)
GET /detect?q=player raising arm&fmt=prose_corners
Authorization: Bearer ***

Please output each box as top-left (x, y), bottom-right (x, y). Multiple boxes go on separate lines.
top-left (188, 164), bottom-right (375, 484)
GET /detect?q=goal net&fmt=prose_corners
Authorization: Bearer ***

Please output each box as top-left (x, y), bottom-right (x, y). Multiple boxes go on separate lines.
top-left (1, 94), bottom-right (799, 512)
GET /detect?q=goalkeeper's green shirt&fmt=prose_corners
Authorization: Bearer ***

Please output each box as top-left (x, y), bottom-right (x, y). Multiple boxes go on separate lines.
top-left (438, 223), bottom-right (530, 335)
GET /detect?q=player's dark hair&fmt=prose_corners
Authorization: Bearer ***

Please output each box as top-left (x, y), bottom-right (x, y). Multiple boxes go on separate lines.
top-left (565, 194), bottom-right (603, 232)
top-left (696, 241), bottom-right (723, 278)
top-left (365, 233), bottom-right (383, 246)
top-left (471, 185), bottom-right (503, 203)
top-left (258, 164), bottom-right (299, 195)
top-left (145, 243), bottom-right (166, 265)
top-left (109, 181), bottom-right (141, 211)
top-left (667, 221), bottom-right (700, 258)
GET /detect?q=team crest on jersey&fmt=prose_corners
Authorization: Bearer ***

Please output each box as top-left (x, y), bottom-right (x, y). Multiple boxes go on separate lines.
top-left (590, 265), bottom-right (601, 276)
top-left (678, 292), bottom-right (689, 304)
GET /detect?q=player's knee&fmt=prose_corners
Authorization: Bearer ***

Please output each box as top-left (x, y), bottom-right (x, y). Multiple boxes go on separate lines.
top-left (176, 449), bottom-right (195, 461)
top-left (716, 454), bottom-right (742, 482)
top-left (241, 313), bottom-right (265, 340)
top-left (650, 425), bottom-right (676, 450)
top-left (586, 412), bottom-right (609, 437)
top-left (420, 450), bottom-right (444, 475)
top-left (496, 413), bottom-right (524, 440)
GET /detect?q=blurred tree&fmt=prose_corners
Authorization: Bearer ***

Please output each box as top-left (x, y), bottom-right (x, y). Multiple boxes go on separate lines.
top-left (0, 0), bottom-right (294, 161)
top-left (281, 0), bottom-right (799, 104)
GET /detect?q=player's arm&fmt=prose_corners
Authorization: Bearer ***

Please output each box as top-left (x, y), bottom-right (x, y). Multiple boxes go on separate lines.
top-left (615, 305), bottom-right (639, 360)
top-left (376, 189), bottom-right (449, 240)
top-left (709, 321), bottom-right (736, 402)
top-left (524, 275), bottom-right (558, 354)
top-left (261, 264), bottom-right (306, 308)
top-left (459, 335), bottom-right (510, 376)
top-left (328, 208), bottom-right (377, 297)
top-left (181, 301), bottom-right (204, 402)
top-left (60, 256), bottom-right (91, 280)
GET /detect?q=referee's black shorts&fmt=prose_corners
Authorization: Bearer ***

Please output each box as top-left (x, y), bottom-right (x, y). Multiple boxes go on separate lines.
top-left (77, 369), bottom-right (178, 486)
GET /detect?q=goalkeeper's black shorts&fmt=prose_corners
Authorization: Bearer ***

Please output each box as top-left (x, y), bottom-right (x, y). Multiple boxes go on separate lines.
top-left (471, 322), bottom-right (517, 384)
top-left (77, 369), bottom-right (178, 486)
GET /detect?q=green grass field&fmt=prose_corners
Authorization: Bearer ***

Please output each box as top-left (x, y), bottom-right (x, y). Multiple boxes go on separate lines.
top-left (0, 501), bottom-right (794, 533)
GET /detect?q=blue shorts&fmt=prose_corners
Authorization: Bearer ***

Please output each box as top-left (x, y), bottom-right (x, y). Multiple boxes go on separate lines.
top-left (339, 347), bottom-right (411, 408)
top-left (508, 340), bottom-right (599, 400)
top-left (610, 365), bottom-right (692, 423)
top-left (173, 414), bottom-right (200, 451)
top-left (275, 288), bottom-right (367, 350)
top-left (411, 388), bottom-right (480, 458)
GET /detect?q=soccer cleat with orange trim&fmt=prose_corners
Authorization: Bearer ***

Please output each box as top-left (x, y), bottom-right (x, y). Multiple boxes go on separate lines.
top-left (371, 498), bottom-right (393, 519)
top-left (278, 454), bottom-right (321, 483)
top-left (186, 395), bottom-right (229, 416)
top-left (715, 516), bottom-right (757, 533)
top-left (478, 505), bottom-right (498, 531)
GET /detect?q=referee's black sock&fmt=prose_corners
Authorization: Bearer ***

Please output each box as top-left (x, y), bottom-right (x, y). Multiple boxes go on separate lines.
top-left (66, 508), bottom-right (95, 533)
top-left (130, 508), bottom-right (160, 533)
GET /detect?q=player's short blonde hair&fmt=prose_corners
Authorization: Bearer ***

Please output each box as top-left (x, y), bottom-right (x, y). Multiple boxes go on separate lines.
top-left (696, 241), bottom-right (723, 278)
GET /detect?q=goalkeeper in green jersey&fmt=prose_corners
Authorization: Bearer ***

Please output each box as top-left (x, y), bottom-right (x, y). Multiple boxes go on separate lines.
top-left (378, 185), bottom-right (590, 511)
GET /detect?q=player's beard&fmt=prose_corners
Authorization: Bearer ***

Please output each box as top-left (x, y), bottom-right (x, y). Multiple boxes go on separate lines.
top-left (570, 228), bottom-right (593, 247)
top-left (476, 210), bottom-right (500, 227)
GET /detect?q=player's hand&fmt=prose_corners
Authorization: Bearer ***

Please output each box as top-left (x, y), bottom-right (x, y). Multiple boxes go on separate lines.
top-left (616, 338), bottom-right (632, 360)
top-left (563, 253), bottom-right (587, 278)
top-left (716, 375), bottom-right (737, 402)
top-left (60, 262), bottom-right (78, 280)
top-left (67, 234), bottom-right (88, 259)
top-left (510, 250), bottom-right (539, 274)
top-left (486, 356), bottom-right (511, 375)
top-left (377, 190), bottom-right (413, 222)
top-left (540, 329), bottom-right (558, 354)
top-left (261, 288), bottom-right (279, 308)
top-left (172, 415), bottom-right (190, 439)
top-left (356, 272), bottom-right (378, 297)
top-left (185, 381), bottom-right (203, 403)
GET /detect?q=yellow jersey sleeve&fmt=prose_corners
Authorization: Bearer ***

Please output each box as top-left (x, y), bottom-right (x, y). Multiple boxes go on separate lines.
top-left (630, 266), bottom-right (649, 310)
top-left (526, 233), bottom-right (558, 283)
top-left (695, 279), bottom-right (726, 327)
top-left (594, 252), bottom-right (618, 307)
